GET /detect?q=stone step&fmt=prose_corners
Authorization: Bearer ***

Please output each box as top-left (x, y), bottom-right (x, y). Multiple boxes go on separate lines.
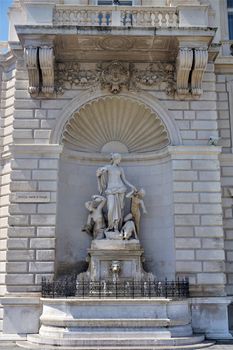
top-left (17, 338), bottom-right (215, 350)
top-left (38, 328), bottom-right (172, 339)
top-left (25, 334), bottom-right (205, 347)
top-left (40, 317), bottom-right (172, 327)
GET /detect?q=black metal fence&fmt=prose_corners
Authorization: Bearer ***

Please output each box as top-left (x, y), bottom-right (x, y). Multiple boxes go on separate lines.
top-left (41, 278), bottom-right (189, 299)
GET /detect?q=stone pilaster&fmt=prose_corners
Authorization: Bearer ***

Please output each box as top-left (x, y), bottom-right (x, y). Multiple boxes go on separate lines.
top-left (171, 146), bottom-right (226, 297)
top-left (4, 145), bottom-right (62, 293)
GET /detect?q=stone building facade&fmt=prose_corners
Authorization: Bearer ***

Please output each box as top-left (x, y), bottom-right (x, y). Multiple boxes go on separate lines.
top-left (0, 0), bottom-right (233, 342)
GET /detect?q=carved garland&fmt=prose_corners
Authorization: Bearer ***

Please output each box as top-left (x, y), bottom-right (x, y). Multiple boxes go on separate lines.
top-left (55, 61), bottom-right (176, 96)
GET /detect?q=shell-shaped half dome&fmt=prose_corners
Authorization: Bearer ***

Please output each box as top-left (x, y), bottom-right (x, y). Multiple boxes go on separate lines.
top-left (62, 96), bottom-right (170, 153)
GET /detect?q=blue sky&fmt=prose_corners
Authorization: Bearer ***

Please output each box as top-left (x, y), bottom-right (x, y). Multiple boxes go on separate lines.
top-left (0, 0), bottom-right (12, 41)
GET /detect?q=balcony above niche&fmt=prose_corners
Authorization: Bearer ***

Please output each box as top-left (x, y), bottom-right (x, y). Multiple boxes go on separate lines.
top-left (14, 1), bottom-right (217, 98)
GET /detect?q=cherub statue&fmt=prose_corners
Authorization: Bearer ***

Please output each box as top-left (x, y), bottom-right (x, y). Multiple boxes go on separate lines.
top-left (82, 195), bottom-right (106, 240)
top-left (126, 188), bottom-right (147, 235)
top-left (120, 213), bottom-right (138, 240)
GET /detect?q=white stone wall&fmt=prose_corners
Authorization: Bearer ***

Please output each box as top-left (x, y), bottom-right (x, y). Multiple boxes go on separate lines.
top-left (0, 49), bottom-right (232, 301)
top-left (221, 154), bottom-right (233, 295)
top-left (0, 57), bottom-right (17, 331)
top-left (215, 73), bottom-right (233, 296)
top-left (171, 147), bottom-right (225, 296)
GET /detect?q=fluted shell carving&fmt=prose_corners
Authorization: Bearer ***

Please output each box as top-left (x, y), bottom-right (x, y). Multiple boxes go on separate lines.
top-left (62, 96), bottom-right (170, 153)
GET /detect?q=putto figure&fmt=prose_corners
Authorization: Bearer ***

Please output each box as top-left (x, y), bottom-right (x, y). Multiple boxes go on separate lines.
top-left (82, 195), bottom-right (106, 240)
top-left (126, 188), bottom-right (147, 235)
top-left (96, 153), bottom-right (136, 232)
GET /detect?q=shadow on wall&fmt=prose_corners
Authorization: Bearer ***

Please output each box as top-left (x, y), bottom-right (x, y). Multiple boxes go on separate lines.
top-left (228, 303), bottom-right (233, 331)
top-left (55, 260), bottom-right (88, 279)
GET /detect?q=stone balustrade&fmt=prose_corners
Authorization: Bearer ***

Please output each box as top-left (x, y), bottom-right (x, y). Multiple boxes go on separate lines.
top-left (53, 6), bottom-right (179, 27)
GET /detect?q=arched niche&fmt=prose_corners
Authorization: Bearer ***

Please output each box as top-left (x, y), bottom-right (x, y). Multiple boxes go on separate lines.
top-left (55, 92), bottom-right (179, 280)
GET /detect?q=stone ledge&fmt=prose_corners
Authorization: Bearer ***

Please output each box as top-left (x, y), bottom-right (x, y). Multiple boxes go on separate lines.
top-left (1, 296), bottom-right (41, 306)
top-left (40, 297), bottom-right (173, 305)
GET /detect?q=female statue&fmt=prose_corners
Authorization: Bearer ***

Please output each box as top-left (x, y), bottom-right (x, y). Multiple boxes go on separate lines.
top-left (96, 153), bottom-right (136, 232)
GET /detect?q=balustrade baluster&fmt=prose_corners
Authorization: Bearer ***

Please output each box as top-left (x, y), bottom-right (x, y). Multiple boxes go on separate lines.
top-left (167, 11), bottom-right (174, 26)
top-left (144, 12), bottom-right (151, 26)
top-left (126, 11), bottom-right (132, 26)
top-left (138, 11), bottom-right (144, 26)
top-left (160, 11), bottom-right (167, 27)
top-left (86, 10), bottom-right (92, 25)
top-left (153, 11), bottom-right (160, 27)
top-left (53, 6), bottom-right (178, 28)
top-left (102, 11), bottom-right (107, 26)
top-left (108, 12), bottom-right (112, 26)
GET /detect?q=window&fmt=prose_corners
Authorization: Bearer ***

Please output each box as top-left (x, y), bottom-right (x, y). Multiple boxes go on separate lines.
top-left (98, 0), bottom-right (132, 5)
top-left (228, 0), bottom-right (233, 39)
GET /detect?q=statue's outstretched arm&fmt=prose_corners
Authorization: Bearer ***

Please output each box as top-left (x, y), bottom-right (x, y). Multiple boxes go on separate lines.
top-left (126, 189), bottom-right (134, 198)
top-left (140, 200), bottom-right (147, 214)
top-left (121, 169), bottom-right (136, 191)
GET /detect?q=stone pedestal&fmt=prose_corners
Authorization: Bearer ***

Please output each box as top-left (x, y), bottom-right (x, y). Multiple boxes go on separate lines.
top-left (78, 239), bottom-right (152, 282)
top-left (191, 297), bottom-right (233, 339)
top-left (24, 297), bottom-right (207, 348)
top-left (1, 295), bottom-right (41, 335)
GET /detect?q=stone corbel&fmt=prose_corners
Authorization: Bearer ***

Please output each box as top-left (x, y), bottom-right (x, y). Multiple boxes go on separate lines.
top-left (24, 47), bottom-right (40, 95)
top-left (176, 47), bottom-right (193, 95)
top-left (191, 47), bottom-right (208, 96)
top-left (39, 46), bottom-right (55, 95)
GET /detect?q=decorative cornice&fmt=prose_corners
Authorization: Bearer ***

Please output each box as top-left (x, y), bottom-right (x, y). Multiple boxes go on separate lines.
top-left (169, 145), bottom-right (222, 157)
top-left (1, 144), bottom-right (63, 160)
top-left (61, 146), bottom-right (172, 164)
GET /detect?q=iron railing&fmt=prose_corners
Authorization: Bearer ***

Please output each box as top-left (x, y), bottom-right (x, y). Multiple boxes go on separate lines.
top-left (41, 277), bottom-right (189, 299)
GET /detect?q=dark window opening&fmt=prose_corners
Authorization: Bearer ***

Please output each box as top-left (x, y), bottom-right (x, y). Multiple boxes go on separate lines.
top-left (228, 0), bottom-right (233, 39)
top-left (229, 12), bottom-right (233, 40)
top-left (98, 0), bottom-right (132, 5)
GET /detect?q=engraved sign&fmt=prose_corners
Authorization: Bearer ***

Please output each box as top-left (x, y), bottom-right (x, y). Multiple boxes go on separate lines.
top-left (11, 192), bottom-right (50, 203)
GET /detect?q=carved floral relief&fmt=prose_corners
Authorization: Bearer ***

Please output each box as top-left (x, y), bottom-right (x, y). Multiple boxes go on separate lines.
top-left (55, 61), bottom-right (176, 96)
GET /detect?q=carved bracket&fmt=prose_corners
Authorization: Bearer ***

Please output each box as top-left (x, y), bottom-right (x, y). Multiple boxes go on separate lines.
top-left (176, 47), bottom-right (193, 95)
top-left (39, 47), bottom-right (55, 95)
top-left (191, 48), bottom-right (208, 96)
top-left (24, 47), bottom-right (40, 95)
top-left (176, 46), bottom-right (208, 97)
top-left (24, 46), bottom-right (54, 97)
